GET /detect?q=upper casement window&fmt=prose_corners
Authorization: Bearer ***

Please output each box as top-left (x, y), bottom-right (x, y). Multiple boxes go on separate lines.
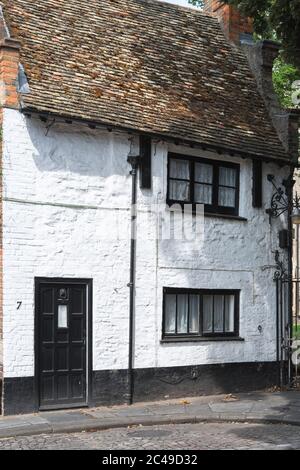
top-left (167, 154), bottom-right (240, 216)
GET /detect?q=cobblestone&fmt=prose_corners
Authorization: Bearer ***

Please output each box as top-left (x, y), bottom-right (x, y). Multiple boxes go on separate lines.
top-left (0, 422), bottom-right (299, 450)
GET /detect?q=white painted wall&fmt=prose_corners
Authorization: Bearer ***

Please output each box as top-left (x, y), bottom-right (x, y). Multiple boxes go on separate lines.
top-left (2, 108), bottom-right (289, 377)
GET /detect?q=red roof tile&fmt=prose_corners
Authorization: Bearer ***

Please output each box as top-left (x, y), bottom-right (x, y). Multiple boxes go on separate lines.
top-left (2, 0), bottom-right (290, 160)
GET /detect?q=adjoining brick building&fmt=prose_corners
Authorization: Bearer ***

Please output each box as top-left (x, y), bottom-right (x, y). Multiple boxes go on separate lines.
top-left (0, 0), bottom-right (298, 415)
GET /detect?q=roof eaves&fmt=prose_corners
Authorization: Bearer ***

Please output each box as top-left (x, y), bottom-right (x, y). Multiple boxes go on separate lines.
top-left (21, 105), bottom-right (293, 165)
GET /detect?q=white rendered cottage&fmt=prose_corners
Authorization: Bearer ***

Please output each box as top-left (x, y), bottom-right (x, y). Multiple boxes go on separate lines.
top-left (0, 0), bottom-right (298, 415)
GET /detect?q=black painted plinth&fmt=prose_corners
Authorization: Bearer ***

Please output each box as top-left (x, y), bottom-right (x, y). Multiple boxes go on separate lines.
top-left (2, 362), bottom-right (279, 415)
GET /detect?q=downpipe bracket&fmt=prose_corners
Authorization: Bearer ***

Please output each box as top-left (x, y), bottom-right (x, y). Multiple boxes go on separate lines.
top-left (127, 154), bottom-right (141, 169)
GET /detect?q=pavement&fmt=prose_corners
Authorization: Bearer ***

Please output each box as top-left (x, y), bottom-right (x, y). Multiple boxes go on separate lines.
top-left (1, 390), bottom-right (300, 439)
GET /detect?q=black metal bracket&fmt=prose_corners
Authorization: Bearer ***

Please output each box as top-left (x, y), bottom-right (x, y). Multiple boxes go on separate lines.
top-left (273, 250), bottom-right (288, 281)
top-left (266, 174), bottom-right (297, 222)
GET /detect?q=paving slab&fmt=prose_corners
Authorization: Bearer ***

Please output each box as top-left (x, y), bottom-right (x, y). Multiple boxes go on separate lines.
top-left (146, 406), bottom-right (187, 416)
top-left (86, 411), bottom-right (120, 419)
top-left (42, 411), bottom-right (95, 423)
top-left (101, 407), bottom-right (154, 417)
top-left (1, 390), bottom-right (300, 439)
top-left (179, 404), bottom-right (212, 416)
top-left (209, 402), bottom-right (254, 413)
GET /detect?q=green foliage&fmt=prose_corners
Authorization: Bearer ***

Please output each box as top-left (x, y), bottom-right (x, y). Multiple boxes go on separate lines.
top-left (189, 0), bottom-right (300, 107)
top-left (293, 324), bottom-right (300, 340)
top-left (273, 56), bottom-right (300, 108)
top-left (189, 0), bottom-right (300, 69)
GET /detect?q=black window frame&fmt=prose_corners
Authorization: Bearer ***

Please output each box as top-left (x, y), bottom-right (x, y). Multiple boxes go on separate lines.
top-left (162, 288), bottom-right (240, 340)
top-left (167, 153), bottom-right (240, 216)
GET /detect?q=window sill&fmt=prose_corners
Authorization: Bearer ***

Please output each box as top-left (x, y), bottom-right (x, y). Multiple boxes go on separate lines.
top-left (166, 203), bottom-right (247, 222)
top-left (161, 336), bottom-right (245, 344)
top-left (204, 213), bottom-right (247, 222)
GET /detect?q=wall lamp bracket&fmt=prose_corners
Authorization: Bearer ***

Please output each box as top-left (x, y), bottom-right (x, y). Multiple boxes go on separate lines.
top-left (266, 174), bottom-right (299, 223)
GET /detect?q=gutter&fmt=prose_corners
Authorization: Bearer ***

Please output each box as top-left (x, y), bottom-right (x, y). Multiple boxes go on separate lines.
top-left (21, 107), bottom-right (293, 166)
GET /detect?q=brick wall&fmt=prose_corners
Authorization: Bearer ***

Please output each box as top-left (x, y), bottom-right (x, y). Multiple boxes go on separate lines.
top-left (0, 38), bottom-right (20, 109)
top-left (204, 0), bottom-right (253, 45)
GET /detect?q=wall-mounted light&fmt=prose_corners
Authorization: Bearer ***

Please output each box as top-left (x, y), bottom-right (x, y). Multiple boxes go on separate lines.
top-left (291, 205), bottom-right (300, 226)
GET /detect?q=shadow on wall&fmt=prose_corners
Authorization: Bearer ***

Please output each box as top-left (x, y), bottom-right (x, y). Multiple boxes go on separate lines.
top-left (26, 116), bottom-right (132, 179)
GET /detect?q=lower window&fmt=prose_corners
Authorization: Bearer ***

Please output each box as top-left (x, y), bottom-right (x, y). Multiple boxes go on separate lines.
top-left (163, 288), bottom-right (239, 340)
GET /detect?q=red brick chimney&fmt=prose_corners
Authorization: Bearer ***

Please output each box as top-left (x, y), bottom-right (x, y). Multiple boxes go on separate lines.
top-left (204, 0), bottom-right (253, 45)
top-left (0, 38), bottom-right (20, 109)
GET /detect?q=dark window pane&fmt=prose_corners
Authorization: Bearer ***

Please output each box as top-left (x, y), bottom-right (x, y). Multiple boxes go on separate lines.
top-left (195, 162), bottom-right (213, 183)
top-left (219, 187), bottom-right (236, 207)
top-left (214, 296), bottom-right (224, 333)
top-left (169, 180), bottom-right (190, 201)
top-left (165, 294), bottom-right (176, 334)
top-left (203, 295), bottom-right (213, 333)
top-left (170, 159), bottom-right (190, 180)
top-left (189, 295), bottom-right (200, 333)
top-left (195, 183), bottom-right (213, 204)
top-left (177, 294), bottom-right (188, 333)
top-left (219, 167), bottom-right (236, 187)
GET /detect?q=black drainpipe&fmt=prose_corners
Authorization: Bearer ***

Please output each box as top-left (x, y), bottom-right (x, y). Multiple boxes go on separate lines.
top-left (126, 154), bottom-right (141, 405)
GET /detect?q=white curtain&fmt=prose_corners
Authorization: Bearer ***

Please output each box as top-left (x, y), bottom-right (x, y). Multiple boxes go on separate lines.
top-left (219, 187), bottom-right (235, 207)
top-left (165, 294), bottom-right (176, 334)
top-left (203, 295), bottom-right (213, 333)
top-left (194, 184), bottom-right (212, 204)
top-left (219, 167), bottom-right (236, 186)
top-left (195, 162), bottom-right (213, 204)
top-left (170, 159), bottom-right (190, 179)
top-left (169, 181), bottom-right (190, 201)
top-left (177, 294), bottom-right (188, 333)
top-left (195, 163), bottom-right (213, 183)
top-left (189, 295), bottom-right (200, 333)
top-left (214, 295), bottom-right (224, 333)
top-left (169, 159), bottom-right (190, 201)
top-left (203, 294), bottom-right (235, 334)
top-left (218, 167), bottom-right (236, 208)
top-left (224, 295), bottom-right (235, 332)
top-left (166, 292), bottom-right (234, 335)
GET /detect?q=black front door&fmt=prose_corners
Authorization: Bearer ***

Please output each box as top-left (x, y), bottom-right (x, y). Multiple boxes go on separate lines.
top-left (36, 280), bottom-right (90, 410)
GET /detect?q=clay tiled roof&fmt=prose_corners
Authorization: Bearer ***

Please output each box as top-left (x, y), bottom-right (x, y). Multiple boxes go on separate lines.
top-left (2, 0), bottom-right (290, 160)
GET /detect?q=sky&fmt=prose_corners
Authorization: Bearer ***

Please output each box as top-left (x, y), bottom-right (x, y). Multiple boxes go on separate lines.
top-left (159, 0), bottom-right (199, 9)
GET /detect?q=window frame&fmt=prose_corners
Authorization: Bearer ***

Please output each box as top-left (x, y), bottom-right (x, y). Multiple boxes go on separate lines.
top-left (167, 153), bottom-right (240, 216)
top-left (162, 288), bottom-right (240, 340)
